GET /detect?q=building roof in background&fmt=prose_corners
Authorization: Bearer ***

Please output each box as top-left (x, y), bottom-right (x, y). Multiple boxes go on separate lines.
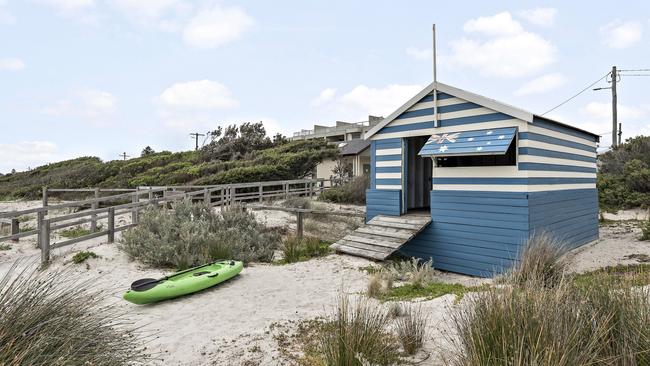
top-left (339, 139), bottom-right (370, 156)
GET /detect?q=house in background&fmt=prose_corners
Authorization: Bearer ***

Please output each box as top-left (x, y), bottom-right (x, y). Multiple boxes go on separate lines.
top-left (332, 82), bottom-right (600, 277)
top-left (292, 116), bottom-right (381, 181)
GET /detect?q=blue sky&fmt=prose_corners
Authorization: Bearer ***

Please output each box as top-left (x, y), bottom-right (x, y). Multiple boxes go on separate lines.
top-left (1, 0), bottom-right (649, 173)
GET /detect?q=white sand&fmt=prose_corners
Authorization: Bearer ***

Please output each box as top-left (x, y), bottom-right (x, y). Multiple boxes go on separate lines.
top-left (1, 200), bottom-right (649, 365)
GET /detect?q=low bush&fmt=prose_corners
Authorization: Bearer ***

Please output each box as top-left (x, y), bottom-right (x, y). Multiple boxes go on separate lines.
top-left (367, 270), bottom-right (393, 298)
top-left (395, 304), bottom-right (427, 355)
top-left (450, 279), bottom-right (650, 366)
top-left (0, 262), bottom-right (148, 365)
top-left (509, 232), bottom-right (568, 287)
top-left (120, 201), bottom-right (280, 269)
top-left (320, 295), bottom-right (400, 366)
top-left (279, 236), bottom-right (330, 264)
top-left (388, 257), bottom-right (435, 287)
top-left (281, 196), bottom-right (312, 209)
top-left (641, 218), bottom-right (650, 241)
top-left (72, 250), bottom-right (99, 264)
top-left (60, 226), bottom-right (93, 239)
top-left (0, 243), bottom-right (10, 251)
top-left (319, 175), bottom-right (369, 205)
top-left (379, 281), bottom-right (483, 302)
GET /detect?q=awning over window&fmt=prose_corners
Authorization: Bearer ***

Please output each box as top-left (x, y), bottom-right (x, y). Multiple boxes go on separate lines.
top-left (418, 127), bottom-right (517, 157)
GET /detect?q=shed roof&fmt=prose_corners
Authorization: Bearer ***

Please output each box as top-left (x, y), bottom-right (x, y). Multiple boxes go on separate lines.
top-left (364, 82), bottom-right (600, 141)
top-left (339, 139), bottom-right (370, 156)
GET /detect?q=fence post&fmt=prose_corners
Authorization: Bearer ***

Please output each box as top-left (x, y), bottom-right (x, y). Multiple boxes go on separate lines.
top-left (90, 187), bottom-right (99, 232)
top-left (11, 218), bottom-right (19, 243)
top-left (36, 211), bottom-right (44, 246)
top-left (258, 185), bottom-right (263, 203)
top-left (203, 188), bottom-right (210, 205)
top-left (42, 186), bottom-right (48, 207)
top-left (296, 211), bottom-right (304, 240)
top-left (131, 193), bottom-right (139, 224)
top-left (220, 188), bottom-right (224, 206)
top-left (230, 186), bottom-right (235, 205)
top-left (107, 207), bottom-right (115, 243)
top-left (148, 187), bottom-right (153, 201)
top-left (40, 219), bottom-right (50, 265)
top-left (284, 183), bottom-right (288, 199)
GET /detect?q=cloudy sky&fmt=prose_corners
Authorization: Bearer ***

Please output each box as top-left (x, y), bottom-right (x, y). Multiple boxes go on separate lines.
top-left (1, 0), bottom-right (649, 173)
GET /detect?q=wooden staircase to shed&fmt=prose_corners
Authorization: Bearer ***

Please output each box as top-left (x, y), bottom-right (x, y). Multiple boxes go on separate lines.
top-left (330, 214), bottom-right (431, 260)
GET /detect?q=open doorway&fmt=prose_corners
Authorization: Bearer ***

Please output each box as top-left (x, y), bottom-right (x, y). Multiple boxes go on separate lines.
top-left (405, 136), bottom-right (432, 212)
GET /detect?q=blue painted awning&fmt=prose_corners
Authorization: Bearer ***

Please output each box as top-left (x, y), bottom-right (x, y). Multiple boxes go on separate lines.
top-left (418, 127), bottom-right (517, 156)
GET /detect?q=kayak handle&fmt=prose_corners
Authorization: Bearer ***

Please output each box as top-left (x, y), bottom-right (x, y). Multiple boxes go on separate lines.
top-left (207, 272), bottom-right (219, 278)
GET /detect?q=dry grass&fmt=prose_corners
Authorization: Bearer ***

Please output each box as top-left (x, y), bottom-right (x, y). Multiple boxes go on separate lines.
top-left (394, 304), bottom-right (428, 355)
top-left (0, 261), bottom-right (149, 365)
top-left (508, 232), bottom-right (568, 287)
top-left (367, 270), bottom-right (393, 298)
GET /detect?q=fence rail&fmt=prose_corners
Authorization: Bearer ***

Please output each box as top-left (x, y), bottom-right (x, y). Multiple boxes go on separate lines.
top-left (0, 178), bottom-right (332, 264)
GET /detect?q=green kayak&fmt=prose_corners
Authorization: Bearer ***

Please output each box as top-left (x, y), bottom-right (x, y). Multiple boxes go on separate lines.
top-left (123, 260), bottom-right (243, 305)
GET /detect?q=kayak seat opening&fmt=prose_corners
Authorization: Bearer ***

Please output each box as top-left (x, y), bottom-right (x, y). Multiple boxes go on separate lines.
top-left (193, 271), bottom-right (211, 277)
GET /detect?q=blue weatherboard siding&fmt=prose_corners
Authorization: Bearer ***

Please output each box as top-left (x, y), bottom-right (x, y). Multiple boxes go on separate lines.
top-left (518, 147), bottom-right (597, 163)
top-left (519, 132), bottom-right (596, 152)
top-left (370, 141), bottom-right (376, 189)
top-left (532, 116), bottom-right (599, 142)
top-left (418, 127), bottom-right (517, 157)
top-left (399, 189), bottom-right (599, 277)
top-left (366, 189), bottom-right (402, 221)
top-left (518, 163), bottom-right (597, 173)
top-left (432, 177), bottom-right (596, 185)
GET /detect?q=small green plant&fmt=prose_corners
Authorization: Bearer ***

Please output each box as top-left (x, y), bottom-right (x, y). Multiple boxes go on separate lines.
top-left (0, 244), bottom-right (11, 251)
top-left (0, 262), bottom-right (149, 364)
top-left (72, 251), bottom-right (99, 264)
top-left (279, 236), bottom-right (330, 264)
top-left (386, 257), bottom-right (435, 285)
top-left (572, 264), bottom-right (650, 288)
top-left (641, 218), bottom-right (650, 240)
top-left (320, 295), bottom-right (401, 366)
top-left (509, 232), bottom-right (568, 287)
top-left (121, 201), bottom-right (280, 269)
top-left (379, 281), bottom-right (485, 302)
top-left (394, 304), bottom-right (427, 355)
top-left (60, 226), bottom-right (92, 239)
top-left (18, 224), bottom-right (36, 233)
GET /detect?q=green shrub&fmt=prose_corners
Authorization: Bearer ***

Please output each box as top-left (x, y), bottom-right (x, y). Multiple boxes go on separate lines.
top-left (0, 262), bottom-right (148, 365)
top-left (282, 197), bottom-right (312, 209)
top-left (319, 176), bottom-right (369, 205)
top-left (60, 226), bottom-right (92, 239)
top-left (387, 257), bottom-right (435, 288)
top-left (509, 232), bottom-right (568, 287)
top-left (449, 279), bottom-right (650, 366)
top-left (394, 304), bottom-right (427, 355)
top-left (280, 236), bottom-right (330, 264)
top-left (120, 201), bottom-right (280, 269)
top-left (320, 295), bottom-right (400, 366)
top-left (642, 219), bottom-right (650, 241)
top-left (0, 244), bottom-right (11, 251)
top-left (72, 251), bottom-right (99, 264)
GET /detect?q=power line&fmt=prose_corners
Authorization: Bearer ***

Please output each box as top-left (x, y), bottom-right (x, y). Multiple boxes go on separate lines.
top-left (541, 72), bottom-right (611, 116)
top-left (620, 73), bottom-right (650, 77)
top-left (619, 68), bottom-right (650, 72)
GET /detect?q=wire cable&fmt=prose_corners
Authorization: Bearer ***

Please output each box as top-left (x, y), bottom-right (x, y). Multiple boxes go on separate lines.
top-left (619, 68), bottom-right (650, 72)
top-left (541, 72), bottom-right (611, 116)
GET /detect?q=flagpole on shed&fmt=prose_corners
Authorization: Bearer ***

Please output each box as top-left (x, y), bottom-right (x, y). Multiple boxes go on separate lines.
top-left (432, 24), bottom-right (438, 128)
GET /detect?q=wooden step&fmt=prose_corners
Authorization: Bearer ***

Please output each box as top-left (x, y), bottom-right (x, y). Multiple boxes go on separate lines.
top-left (331, 214), bottom-right (432, 261)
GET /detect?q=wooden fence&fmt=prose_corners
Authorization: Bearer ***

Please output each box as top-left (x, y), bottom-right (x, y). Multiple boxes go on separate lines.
top-left (0, 178), bottom-right (331, 264)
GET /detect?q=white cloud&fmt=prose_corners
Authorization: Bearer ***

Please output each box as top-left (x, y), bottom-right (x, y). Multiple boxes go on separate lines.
top-left (0, 57), bottom-right (25, 71)
top-left (463, 12), bottom-right (523, 36)
top-left (159, 80), bottom-right (238, 109)
top-left (311, 88), bottom-right (337, 106)
top-left (0, 141), bottom-right (60, 173)
top-left (406, 46), bottom-right (432, 60)
top-left (312, 84), bottom-right (423, 121)
top-left (448, 12), bottom-right (556, 78)
top-left (582, 101), bottom-right (647, 120)
top-left (182, 4), bottom-right (254, 48)
top-left (0, 0), bottom-right (15, 25)
top-left (600, 20), bottom-right (643, 48)
top-left (519, 8), bottom-right (557, 27)
top-left (515, 73), bottom-right (566, 96)
top-left (45, 89), bottom-right (116, 119)
top-left (110, 0), bottom-right (191, 31)
top-left (34, 0), bottom-right (98, 23)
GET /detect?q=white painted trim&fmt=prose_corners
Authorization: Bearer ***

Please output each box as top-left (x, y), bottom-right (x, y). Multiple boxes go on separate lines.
top-left (375, 148), bottom-right (402, 156)
top-left (387, 107), bottom-right (496, 127)
top-left (376, 172), bottom-right (402, 179)
top-left (525, 171), bottom-right (596, 178)
top-left (527, 125), bottom-right (597, 147)
top-left (371, 119), bottom-right (527, 140)
top-left (518, 154), bottom-right (597, 168)
top-left (376, 160), bottom-right (402, 167)
top-left (376, 184), bottom-right (402, 190)
top-left (519, 140), bottom-right (595, 157)
top-left (431, 183), bottom-right (595, 192)
top-left (408, 96), bottom-right (468, 112)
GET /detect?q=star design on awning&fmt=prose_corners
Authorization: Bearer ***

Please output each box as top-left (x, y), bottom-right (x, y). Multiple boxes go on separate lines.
top-left (429, 132), bottom-right (460, 144)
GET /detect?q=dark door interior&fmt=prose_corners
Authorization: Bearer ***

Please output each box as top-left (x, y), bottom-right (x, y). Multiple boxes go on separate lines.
top-left (406, 136), bottom-right (432, 210)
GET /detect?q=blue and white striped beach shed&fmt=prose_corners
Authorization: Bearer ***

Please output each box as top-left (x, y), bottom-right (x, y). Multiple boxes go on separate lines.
top-left (340, 82), bottom-right (600, 277)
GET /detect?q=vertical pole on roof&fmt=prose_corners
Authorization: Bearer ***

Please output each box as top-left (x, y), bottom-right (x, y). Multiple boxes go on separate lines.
top-left (432, 24), bottom-right (439, 128)
top-left (611, 65), bottom-right (618, 148)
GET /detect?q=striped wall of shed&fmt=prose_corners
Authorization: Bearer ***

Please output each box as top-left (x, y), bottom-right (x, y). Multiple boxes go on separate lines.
top-left (528, 189), bottom-right (599, 247)
top-left (366, 189), bottom-right (402, 221)
top-left (400, 190), bottom-right (529, 277)
top-left (373, 138), bottom-right (403, 190)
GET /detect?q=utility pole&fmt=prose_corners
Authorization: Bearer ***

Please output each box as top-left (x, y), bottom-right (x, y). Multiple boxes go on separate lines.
top-left (593, 65), bottom-right (619, 148)
top-left (190, 132), bottom-right (205, 150)
top-left (119, 152), bottom-right (130, 161)
top-left (611, 65), bottom-right (618, 148)
top-left (432, 23), bottom-right (438, 128)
